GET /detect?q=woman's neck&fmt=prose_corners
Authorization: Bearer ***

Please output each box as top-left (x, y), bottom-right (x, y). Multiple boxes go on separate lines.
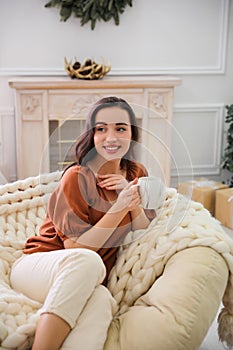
top-left (87, 156), bottom-right (122, 175)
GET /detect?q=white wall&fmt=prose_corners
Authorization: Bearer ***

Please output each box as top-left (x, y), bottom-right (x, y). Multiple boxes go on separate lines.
top-left (0, 0), bottom-right (232, 184)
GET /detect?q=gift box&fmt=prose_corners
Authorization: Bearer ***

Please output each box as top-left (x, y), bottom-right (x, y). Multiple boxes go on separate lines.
top-left (215, 188), bottom-right (233, 229)
top-left (177, 178), bottom-right (228, 215)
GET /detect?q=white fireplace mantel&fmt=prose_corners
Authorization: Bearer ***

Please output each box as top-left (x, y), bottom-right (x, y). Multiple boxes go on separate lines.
top-left (9, 76), bottom-right (181, 184)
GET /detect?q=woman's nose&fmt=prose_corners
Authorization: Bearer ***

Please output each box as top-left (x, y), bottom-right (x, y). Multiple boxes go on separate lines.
top-left (106, 129), bottom-right (117, 141)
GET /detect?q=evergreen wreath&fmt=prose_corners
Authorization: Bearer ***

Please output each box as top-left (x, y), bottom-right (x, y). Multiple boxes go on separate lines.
top-left (45, 0), bottom-right (133, 30)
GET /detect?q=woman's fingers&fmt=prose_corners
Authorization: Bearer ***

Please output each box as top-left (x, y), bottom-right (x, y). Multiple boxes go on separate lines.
top-left (97, 174), bottom-right (129, 190)
top-left (124, 177), bottom-right (138, 189)
top-left (103, 176), bottom-right (140, 212)
top-left (112, 182), bottom-right (140, 213)
top-left (98, 179), bottom-right (125, 188)
top-left (121, 181), bottom-right (140, 207)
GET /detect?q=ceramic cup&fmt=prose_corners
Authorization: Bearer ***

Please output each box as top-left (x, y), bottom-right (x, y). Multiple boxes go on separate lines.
top-left (137, 176), bottom-right (165, 209)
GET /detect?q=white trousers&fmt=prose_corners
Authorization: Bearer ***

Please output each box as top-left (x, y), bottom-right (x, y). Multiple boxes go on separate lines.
top-left (10, 249), bottom-right (116, 350)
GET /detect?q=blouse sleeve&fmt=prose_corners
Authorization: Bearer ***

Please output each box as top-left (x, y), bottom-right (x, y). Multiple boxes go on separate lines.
top-left (47, 166), bottom-right (92, 241)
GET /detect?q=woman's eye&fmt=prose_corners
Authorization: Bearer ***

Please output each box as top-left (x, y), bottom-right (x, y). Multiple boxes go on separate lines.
top-left (117, 127), bottom-right (126, 132)
top-left (96, 127), bottom-right (105, 132)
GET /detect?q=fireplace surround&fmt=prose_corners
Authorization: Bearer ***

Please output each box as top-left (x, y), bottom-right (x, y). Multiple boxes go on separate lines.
top-left (9, 76), bottom-right (181, 184)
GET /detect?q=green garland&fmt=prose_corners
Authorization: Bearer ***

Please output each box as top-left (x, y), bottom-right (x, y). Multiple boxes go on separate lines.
top-left (223, 105), bottom-right (233, 173)
top-left (45, 0), bottom-right (133, 30)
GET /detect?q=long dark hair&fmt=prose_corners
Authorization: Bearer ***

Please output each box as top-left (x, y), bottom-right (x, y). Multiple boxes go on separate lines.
top-left (64, 96), bottom-right (139, 173)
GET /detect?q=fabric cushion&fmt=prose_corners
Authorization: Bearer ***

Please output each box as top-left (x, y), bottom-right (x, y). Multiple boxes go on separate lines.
top-left (104, 247), bottom-right (228, 350)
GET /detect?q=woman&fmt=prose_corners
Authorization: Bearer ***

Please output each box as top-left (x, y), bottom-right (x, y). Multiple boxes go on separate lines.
top-left (10, 96), bottom-right (156, 350)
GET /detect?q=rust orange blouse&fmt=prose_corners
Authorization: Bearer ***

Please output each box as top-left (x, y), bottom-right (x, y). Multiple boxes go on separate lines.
top-left (24, 162), bottom-right (156, 281)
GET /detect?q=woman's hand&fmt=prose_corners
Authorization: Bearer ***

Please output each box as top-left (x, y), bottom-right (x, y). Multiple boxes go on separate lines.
top-left (97, 173), bottom-right (128, 190)
top-left (110, 178), bottom-right (141, 213)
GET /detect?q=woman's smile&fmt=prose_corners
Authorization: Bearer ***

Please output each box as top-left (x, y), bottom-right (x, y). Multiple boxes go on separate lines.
top-left (103, 144), bottom-right (121, 154)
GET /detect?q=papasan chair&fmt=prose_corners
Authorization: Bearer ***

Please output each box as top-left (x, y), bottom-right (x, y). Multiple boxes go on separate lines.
top-left (0, 171), bottom-right (233, 350)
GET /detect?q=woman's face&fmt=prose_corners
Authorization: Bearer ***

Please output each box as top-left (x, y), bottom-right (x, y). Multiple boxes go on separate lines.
top-left (93, 107), bottom-right (132, 161)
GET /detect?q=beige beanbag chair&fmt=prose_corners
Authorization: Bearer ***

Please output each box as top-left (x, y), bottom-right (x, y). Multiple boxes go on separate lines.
top-left (0, 172), bottom-right (233, 350)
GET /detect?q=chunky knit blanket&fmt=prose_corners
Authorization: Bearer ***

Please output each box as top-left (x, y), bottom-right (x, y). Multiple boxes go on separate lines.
top-left (1, 172), bottom-right (233, 349)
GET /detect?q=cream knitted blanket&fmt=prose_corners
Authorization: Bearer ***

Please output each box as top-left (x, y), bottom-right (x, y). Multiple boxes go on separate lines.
top-left (0, 172), bottom-right (233, 349)
top-left (0, 173), bottom-right (61, 350)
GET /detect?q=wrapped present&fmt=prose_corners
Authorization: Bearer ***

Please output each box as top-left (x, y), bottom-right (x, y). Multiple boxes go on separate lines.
top-left (177, 178), bottom-right (228, 215)
top-left (215, 188), bottom-right (233, 229)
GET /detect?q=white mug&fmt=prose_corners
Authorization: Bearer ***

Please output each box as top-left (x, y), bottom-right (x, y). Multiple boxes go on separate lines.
top-left (137, 176), bottom-right (165, 209)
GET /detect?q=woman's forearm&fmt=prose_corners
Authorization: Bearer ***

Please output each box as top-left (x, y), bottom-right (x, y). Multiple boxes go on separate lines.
top-left (64, 178), bottom-right (142, 250)
top-left (64, 205), bottom-right (128, 251)
top-left (130, 206), bottom-right (150, 230)
top-left (64, 206), bottom-right (150, 251)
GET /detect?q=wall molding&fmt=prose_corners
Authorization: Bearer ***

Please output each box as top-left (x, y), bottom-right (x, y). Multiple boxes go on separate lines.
top-left (0, 112), bottom-right (4, 166)
top-left (0, 108), bottom-right (14, 116)
top-left (0, 108), bottom-right (14, 164)
top-left (171, 103), bottom-right (225, 177)
top-left (0, 0), bottom-right (229, 77)
top-left (217, 0), bottom-right (229, 74)
top-left (0, 108), bottom-right (17, 182)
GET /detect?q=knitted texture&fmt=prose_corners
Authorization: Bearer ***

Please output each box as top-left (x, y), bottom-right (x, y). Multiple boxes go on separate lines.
top-left (0, 172), bottom-right (61, 350)
top-left (107, 188), bottom-right (233, 348)
top-left (0, 173), bottom-right (233, 349)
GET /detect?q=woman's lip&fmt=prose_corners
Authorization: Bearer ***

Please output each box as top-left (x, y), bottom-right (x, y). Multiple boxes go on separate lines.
top-left (103, 145), bottom-right (121, 153)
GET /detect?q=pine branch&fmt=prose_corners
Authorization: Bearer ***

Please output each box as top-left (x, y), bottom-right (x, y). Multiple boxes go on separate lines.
top-left (222, 104), bottom-right (233, 173)
top-left (45, 0), bottom-right (133, 29)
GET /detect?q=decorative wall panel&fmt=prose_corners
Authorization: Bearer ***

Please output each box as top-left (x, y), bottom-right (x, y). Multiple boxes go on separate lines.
top-left (172, 104), bottom-right (224, 177)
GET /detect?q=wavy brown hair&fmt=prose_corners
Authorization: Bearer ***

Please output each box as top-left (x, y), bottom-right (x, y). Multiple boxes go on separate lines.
top-left (64, 96), bottom-right (139, 174)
